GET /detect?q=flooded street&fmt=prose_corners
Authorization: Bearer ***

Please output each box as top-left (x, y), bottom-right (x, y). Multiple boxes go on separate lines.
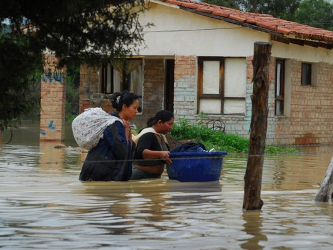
top-left (1, 123), bottom-right (333, 249)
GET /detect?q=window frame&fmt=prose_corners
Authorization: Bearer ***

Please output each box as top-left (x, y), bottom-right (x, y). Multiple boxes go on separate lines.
top-left (197, 56), bottom-right (246, 115)
top-left (100, 59), bottom-right (143, 91)
top-left (275, 59), bottom-right (285, 116)
top-left (100, 61), bottom-right (113, 94)
top-left (301, 62), bottom-right (312, 86)
top-left (100, 59), bottom-right (143, 112)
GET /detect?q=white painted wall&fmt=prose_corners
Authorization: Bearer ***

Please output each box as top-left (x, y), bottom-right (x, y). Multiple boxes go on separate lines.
top-left (271, 41), bottom-right (333, 64)
top-left (136, 1), bottom-right (333, 64)
top-left (137, 2), bottom-right (269, 57)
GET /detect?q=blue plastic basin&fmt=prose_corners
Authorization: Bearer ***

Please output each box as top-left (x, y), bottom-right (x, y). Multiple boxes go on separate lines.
top-left (167, 151), bottom-right (228, 182)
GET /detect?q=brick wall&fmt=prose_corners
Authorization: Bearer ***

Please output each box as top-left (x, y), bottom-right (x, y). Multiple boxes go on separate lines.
top-left (78, 56), bottom-right (333, 146)
top-left (79, 60), bottom-right (165, 129)
top-left (134, 59), bottom-right (165, 127)
top-left (79, 64), bottom-right (116, 117)
top-left (270, 60), bottom-right (333, 145)
top-left (79, 64), bottom-right (100, 112)
top-left (40, 54), bottom-right (66, 141)
top-left (173, 55), bottom-right (253, 139)
top-left (173, 55), bottom-right (196, 120)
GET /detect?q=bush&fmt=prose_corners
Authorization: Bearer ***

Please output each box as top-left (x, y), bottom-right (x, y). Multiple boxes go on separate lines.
top-left (170, 119), bottom-right (299, 154)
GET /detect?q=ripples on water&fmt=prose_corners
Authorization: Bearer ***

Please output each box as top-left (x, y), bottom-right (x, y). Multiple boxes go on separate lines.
top-left (2, 139), bottom-right (333, 249)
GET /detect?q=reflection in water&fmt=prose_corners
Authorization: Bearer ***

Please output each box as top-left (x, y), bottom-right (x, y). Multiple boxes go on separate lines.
top-left (3, 125), bottom-right (333, 248)
top-left (2, 120), bottom-right (77, 147)
top-left (78, 180), bottom-right (223, 236)
top-left (263, 153), bottom-right (332, 191)
top-left (39, 141), bottom-right (66, 175)
top-left (241, 211), bottom-right (267, 250)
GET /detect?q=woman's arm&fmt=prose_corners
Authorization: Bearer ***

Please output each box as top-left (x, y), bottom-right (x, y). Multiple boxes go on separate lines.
top-left (136, 133), bottom-right (172, 164)
top-left (104, 122), bottom-right (129, 160)
top-left (142, 150), bottom-right (172, 165)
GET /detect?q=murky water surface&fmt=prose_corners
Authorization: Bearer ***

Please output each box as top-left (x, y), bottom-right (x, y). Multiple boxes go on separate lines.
top-left (1, 123), bottom-right (333, 249)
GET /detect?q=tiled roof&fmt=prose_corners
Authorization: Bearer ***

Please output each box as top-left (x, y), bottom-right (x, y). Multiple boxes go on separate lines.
top-left (161, 0), bottom-right (333, 45)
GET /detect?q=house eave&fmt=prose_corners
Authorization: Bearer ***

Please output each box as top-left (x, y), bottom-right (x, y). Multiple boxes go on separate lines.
top-left (178, 6), bottom-right (333, 50)
top-left (271, 35), bottom-right (333, 50)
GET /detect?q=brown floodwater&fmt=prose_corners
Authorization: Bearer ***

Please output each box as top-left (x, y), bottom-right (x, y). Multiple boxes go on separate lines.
top-left (1, 123), bottom-right (333, 249)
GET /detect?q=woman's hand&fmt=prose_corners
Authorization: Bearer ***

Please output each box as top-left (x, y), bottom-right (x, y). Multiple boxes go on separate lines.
top-left (159, 151), bottom-right (172, 165)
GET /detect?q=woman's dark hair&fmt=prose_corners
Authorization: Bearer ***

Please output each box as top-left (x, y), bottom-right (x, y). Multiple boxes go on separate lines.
top-left (146, 117), bottom-right (155, 127)
top-left (111, 91), bottom-right (139, 112)
top-left (151, 110), bottom-right (174, 125)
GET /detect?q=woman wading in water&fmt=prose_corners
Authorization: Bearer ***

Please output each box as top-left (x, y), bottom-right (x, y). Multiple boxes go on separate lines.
top-left (131, 110), bottom-right (174, 180)
top-left (79, 91), bottom-right (139, 181)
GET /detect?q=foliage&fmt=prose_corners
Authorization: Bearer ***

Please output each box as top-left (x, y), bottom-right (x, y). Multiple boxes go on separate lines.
top-left (203, 0), bottom-right (301, 21)
top-left (65, 61), bottom-right (80, 122)
top-left (0, 33), bottom-right (42, 127)
top-left (170, 119), bottom-right (299, 154)
top-left (203, 0), bottom-right (333, 28)
top-left (295, 0), bottom-right (333, 30)
top-left (0, 0), bottom-right (146, 127)
top-left (0, 0), bottom-right (146, 66)
top-left (238, 0), bottom-right (301, 21)
top-left (171, 119), bottom-right (249, 153)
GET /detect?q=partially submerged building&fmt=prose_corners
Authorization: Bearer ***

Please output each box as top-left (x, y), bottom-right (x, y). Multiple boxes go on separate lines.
top-left (41, 0), bottom-right (333, 145)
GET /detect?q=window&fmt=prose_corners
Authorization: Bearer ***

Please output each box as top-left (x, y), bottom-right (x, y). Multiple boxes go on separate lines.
top-left (100, 59), bottom-right (143, 110)
top-left (275, 60), bottom-right (285, 115)
top-left (198, 57), bottom-right (246, 115)
top-left (101, 62), bottom-right (121, 94)
top-left (301, 63), bottom-right (312, 86)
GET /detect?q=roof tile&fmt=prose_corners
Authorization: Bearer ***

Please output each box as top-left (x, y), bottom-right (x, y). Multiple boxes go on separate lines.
top-left (162, 0), bottom-right (333, 44)
top-left (211, 10), bottom-right (230, 18)
top-left (165, 0), bottom-right (182, 5)
top-left (196, 6), bottom-right (214, 13)
top-left (229, 14), bottom-right (246, 22)
top-left (180, 2), bottom-right (198, 8)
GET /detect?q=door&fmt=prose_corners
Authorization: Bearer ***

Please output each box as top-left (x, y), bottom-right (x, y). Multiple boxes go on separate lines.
top-left (165, 59), bottom-right (174, 113)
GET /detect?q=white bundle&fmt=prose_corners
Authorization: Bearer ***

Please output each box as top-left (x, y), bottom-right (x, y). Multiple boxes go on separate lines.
top-left (72, 107), bottom-right (122, 150)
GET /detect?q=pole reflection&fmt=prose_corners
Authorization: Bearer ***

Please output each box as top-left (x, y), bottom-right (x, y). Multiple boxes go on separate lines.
top-left (241, 210), bottom-right (267, 250)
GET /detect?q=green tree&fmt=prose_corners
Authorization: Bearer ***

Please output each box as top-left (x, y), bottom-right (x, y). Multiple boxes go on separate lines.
top-left (0, 33), bottom-right (42, 127)
top-left (239, 0), bottom-right (301, 20)
top-left (65, 60), bottom-right (80, 122)
top-left (295, 0), bottom-right (333, 30)
top-left (201, 0), bottom-right (241, 9)
top-left (202, 0), bottom-right (301, 21)
top-left (0, 0), bottom-right (145, 127)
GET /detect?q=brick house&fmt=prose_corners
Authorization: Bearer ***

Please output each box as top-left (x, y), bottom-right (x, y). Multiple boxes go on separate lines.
top-left (58, 0), bottom-right (333, 145)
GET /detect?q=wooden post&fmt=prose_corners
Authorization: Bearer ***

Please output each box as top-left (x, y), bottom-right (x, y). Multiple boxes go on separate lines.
top-left (0, 123), bottom-right (3, 148)
top-left (315, 156), bottom-right (333, 202)
top-left (243, 42), bottom-right (272, 210)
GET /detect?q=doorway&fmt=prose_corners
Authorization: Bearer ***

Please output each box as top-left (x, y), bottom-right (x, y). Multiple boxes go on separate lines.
top-left (164, 59), bottom-right (174, 113)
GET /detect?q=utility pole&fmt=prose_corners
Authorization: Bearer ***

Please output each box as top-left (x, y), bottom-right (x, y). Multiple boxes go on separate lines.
top-left (243, 42), bottom-right (272, 210)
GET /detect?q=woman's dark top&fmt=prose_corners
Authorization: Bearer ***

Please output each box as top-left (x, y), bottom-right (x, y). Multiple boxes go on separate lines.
top-left (133, 132), bottom-right (169, 166)
top-left (79, 119), bottom-right (134, 181)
